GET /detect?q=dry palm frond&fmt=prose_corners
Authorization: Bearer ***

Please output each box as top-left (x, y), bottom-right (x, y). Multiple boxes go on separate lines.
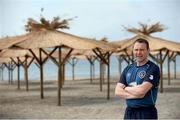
top-left (25, 16), bottom-right (75, 32)
top-left (124, 22), bottom-right (166, 35)
top-left (146, 22), bottom-right (164, 34)
top-left (40, 17), bottom-right (50, 27)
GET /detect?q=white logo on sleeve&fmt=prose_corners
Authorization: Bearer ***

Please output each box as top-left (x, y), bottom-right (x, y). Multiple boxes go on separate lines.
top-left (149, 75), bottom-right (153, 80)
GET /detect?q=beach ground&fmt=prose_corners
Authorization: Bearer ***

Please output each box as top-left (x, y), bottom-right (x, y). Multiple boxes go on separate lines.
top-left (0, 76), bottom-right (180, 119)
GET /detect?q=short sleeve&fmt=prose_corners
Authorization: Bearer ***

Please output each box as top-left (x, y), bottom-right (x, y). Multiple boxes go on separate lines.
top-left (119, 66), bottom-right (130, 86)
top-left (144, 64), bottom-right (160, 87)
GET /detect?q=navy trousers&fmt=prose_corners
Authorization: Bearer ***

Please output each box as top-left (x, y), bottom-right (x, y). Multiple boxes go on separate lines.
top-left (124, 105), bottom-right (158, 119)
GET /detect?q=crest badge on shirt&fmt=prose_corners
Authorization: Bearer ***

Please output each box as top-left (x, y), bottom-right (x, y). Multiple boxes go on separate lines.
top-left (138, 71), bottom-right (146, 79)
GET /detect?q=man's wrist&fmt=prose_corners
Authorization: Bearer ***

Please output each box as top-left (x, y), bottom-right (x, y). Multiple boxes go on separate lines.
top-left (117, 83), bottom-right (126, 89)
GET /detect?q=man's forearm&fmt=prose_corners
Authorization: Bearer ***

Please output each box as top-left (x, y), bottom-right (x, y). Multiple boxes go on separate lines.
top-left (125, 86), bottom-right (144, 98)
top-left (115, 84), bottom-right (143, 99)
top-left (117, 88), bottom-right (138, 99)
top-left (124, 82), bottom-right (153, 98)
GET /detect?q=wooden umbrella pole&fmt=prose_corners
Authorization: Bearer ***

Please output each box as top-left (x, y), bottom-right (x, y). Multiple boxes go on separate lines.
top-left (159, 50), bottom-right (163, 93)
top-left (100, 60), bottom-right (103, 91)
top-left (24, 55), bottom-right (29, 91)
top-left (8, 63), bottom-right (11, 84)
top-left (17, 57), bottom-right (21, 89)
top-left (90, 61), bottom-right (93, 83)
top-left (174, 58), bottom-right (176, 79)
top-left (10, 61), bottom-right (13, 85)
top-left (58, 46), bottom-right (62, 106)
top-left (37, 48), bottom-right (44, 99)
top-left (167, 51), bottom-right (170, 85)
top-left (107, 52), bottom-right (110, 100)
top-left (72, 58), bottom-right (75, 81)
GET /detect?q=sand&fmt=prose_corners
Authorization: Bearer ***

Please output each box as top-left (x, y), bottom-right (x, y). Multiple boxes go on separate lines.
top-left (0, 76), bottom-right (180, 119)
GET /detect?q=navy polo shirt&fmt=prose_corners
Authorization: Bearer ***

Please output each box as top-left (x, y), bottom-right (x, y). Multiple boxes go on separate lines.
top-left (119, 60), bottom-right (160, 107)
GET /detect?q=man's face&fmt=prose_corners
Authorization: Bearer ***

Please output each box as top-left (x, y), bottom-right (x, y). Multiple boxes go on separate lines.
top-left (133, 42), bottom-right (149, 63)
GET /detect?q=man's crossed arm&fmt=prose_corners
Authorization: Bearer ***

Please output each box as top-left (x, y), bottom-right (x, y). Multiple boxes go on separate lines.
top-left (115, 82), bottom-right (152, 99)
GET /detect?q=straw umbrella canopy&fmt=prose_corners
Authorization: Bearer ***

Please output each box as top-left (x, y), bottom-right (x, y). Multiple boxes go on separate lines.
top-left (0, 35), bottom-right (28, 51)
top-left (14, 29), bottom-right (115, 51)
top-left (10, 16), bottom-right (116, 106)
top-left (0, 49), bottom-right (32, 58)
top-left (114, 34), bottom-right (180, 52)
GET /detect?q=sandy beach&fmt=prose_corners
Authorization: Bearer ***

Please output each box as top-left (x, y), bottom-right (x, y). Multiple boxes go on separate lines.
top-left (0, 76), bottom-right (180, 119)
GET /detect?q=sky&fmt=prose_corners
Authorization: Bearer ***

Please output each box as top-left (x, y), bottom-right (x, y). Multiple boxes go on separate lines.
top-left (0, 0), bottom-right (180, 42)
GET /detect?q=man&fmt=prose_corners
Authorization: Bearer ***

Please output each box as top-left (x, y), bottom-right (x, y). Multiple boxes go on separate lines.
top-left (115, 38), bottom-right (160, 119)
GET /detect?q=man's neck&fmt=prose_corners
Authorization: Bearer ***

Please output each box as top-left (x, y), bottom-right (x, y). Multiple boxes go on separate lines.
top-left (136, 59), bottom-right (148, 66)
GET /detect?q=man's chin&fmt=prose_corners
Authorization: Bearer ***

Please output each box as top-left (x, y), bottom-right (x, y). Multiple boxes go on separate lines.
top-left (136, 59), bottom-right (143, 62)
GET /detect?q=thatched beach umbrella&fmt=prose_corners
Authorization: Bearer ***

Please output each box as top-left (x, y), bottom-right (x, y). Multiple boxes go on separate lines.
top-left (0, 49), bottom-right (36, 90)
top-left (12, 17), bottom-right (116, 106)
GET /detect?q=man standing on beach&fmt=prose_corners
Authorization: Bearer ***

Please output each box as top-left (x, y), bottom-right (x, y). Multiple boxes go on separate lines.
top-left (115, 38), bottom-right (160, 119)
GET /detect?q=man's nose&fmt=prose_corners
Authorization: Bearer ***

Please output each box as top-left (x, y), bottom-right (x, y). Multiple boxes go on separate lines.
top-left (137, 50), bottom-right (141, 54)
